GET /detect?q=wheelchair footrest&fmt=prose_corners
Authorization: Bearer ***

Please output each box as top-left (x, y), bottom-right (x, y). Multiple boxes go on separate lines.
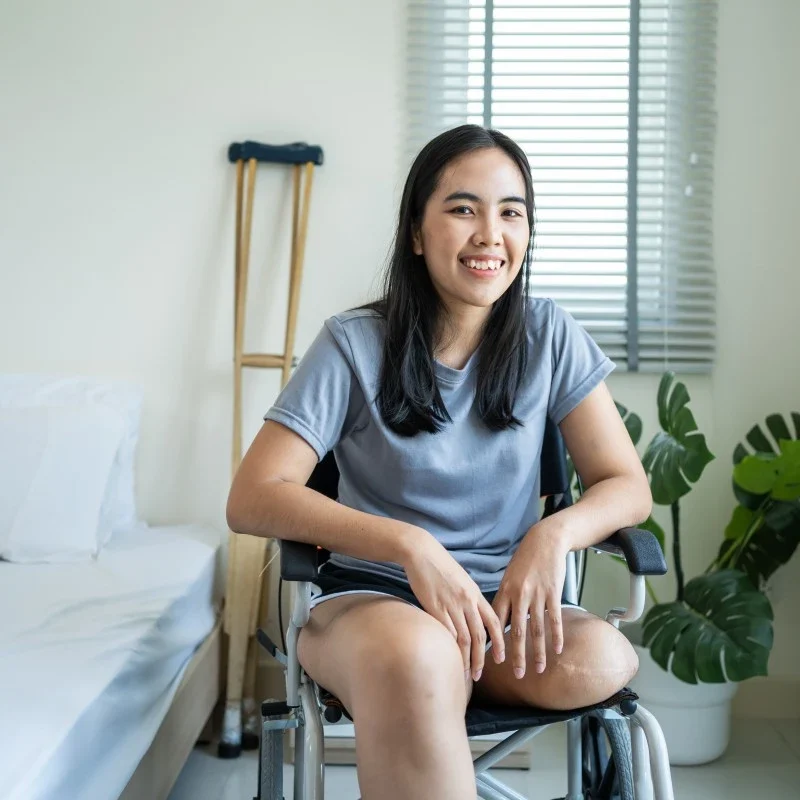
top-left (261, 699), bottom-right (299, 732)
top-left (262, 700), bottom-right (291, 717)
top-left (262, 717), bottom-right (298, 732)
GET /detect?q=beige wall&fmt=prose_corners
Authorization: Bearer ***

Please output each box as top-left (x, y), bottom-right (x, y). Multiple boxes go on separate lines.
top-left (1, 1), bottom-right (798, 676)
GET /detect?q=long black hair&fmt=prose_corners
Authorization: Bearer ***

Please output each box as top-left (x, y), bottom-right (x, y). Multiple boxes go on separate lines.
top-left (364, 124), bottom-right (535, 436)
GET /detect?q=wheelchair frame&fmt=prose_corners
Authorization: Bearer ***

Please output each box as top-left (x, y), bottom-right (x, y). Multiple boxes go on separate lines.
top-left (255, 423), bottom-right (676, 800)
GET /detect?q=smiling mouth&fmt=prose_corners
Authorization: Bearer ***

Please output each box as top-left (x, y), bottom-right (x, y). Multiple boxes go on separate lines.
top-left (459, 258), bottom-right (505, 271)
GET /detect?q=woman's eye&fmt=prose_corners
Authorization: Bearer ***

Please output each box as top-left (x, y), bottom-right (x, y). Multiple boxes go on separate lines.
top-left (503, 208), bottom-right (523, 218)
top-left (451, 206), bottom-right (473, 215)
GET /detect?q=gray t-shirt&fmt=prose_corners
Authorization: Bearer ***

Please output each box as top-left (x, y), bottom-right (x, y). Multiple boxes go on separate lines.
top-left (264, 297), bottom-right (613, 592)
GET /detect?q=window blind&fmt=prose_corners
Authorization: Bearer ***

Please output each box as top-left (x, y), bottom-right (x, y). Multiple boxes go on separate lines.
top-left (406, 0), bottom-right (717, 371)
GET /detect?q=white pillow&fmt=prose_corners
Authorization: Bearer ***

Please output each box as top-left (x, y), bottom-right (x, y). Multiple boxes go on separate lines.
top-left (0, 405), bottom-right (126, 563)
top-left (0, 374), bottom-right (143, 543)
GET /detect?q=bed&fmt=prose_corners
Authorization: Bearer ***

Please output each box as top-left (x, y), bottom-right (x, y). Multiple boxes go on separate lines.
top-left (0, 522), bottom-right (222, 800)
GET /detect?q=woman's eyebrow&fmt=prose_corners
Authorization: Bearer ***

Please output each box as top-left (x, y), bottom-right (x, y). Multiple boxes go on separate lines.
top-left (443, 191), bottom-right (526, 205)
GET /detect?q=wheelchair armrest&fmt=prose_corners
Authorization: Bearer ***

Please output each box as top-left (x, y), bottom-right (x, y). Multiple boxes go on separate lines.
top-left (590, 527), bottom-right (667, 576)
top-left (279, 539), bottom-right (321, 581)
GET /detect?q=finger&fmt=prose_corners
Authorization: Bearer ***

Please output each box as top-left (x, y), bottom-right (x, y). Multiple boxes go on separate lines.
top-left (479, 597), bottom-right (506, 664)
top-left (437, 611), bottom-right (458, 643)
top-left (548, 592), bottom-right (564, 656)
top-left (529, 595), bottom-right (547, 674)
top-left (451, 614), bottom-right (472, 674)
top-left (465, 607), bottom-right (486, 681)
top-left (509, 604), bottom-right (528, 679)
top-left (492, 592), bottom-right (511, 634)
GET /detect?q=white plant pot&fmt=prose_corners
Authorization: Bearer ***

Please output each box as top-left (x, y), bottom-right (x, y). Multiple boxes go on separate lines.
top-left (627, 640), bottom-right (738, 765)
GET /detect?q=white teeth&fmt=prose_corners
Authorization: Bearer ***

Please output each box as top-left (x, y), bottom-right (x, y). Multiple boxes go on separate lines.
top-left (463, 259), bottom-right (502, 271)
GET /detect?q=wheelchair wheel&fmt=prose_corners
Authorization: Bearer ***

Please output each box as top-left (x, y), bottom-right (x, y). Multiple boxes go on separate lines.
top-left (257, 701), bottom-right (285, 800)
top-left (581, 715), bottom-right (634, 800)
top-left (599, 716), bottom-right (634, 800)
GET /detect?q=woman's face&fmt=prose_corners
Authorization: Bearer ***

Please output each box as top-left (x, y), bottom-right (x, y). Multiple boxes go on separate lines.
top-left (412, 147), bottom-right (530, 318)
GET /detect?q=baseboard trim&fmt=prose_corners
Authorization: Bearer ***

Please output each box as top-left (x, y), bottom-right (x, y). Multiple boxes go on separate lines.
top-left (732, 676), bottom-right (800, 719)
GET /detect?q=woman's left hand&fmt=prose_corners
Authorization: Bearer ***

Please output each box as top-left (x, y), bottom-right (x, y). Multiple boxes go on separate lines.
top-left (492, 520), bottom-right (570, 679)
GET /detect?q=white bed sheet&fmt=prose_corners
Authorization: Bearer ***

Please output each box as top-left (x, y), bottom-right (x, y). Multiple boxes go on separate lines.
top-left (0, 523), bottom-right (221, 800)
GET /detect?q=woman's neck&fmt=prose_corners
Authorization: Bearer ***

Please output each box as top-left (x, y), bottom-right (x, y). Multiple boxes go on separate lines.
top-left (434, 307), bottom-right (489, 369)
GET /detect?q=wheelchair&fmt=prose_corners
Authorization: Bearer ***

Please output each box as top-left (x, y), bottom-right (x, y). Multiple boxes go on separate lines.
top-left (254, 419), bottom-right (675, 799)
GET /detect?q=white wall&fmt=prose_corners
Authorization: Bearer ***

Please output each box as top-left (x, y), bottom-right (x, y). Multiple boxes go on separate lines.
top-left (1, 0), bottom-right (798, 677)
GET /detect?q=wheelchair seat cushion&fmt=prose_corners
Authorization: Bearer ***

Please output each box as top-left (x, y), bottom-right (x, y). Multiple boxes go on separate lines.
top-left (464, 687), bottom-right (639, 737)
top-left (317, 685), bottom-right (639, 735)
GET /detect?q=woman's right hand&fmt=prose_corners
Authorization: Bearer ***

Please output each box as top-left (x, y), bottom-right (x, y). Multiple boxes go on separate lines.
top-left (403, 534), bottom-right (506, 681)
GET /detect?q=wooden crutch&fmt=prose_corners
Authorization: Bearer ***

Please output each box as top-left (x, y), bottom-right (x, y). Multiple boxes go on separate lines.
top-left (219, 141), bottom-right (323, 758)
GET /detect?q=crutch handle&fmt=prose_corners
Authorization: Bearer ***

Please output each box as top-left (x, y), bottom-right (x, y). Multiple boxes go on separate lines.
top-left (228, 140), bottom-right (324, 165)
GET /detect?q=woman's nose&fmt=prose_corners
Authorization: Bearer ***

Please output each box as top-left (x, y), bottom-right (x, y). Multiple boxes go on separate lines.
top-left (472, 214), bottom-right (502, 246)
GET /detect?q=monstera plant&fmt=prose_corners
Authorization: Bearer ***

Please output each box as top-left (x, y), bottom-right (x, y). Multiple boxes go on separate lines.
top-left (708, 413), bottom-right (800, 589)
top-left (569, 373), bottom-right (791, 683)
top-left (634, 373), bottom-right (775, 684)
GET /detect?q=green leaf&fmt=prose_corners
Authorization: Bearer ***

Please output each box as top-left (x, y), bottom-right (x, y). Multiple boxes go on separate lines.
top-left (779, 439), bottom-right (800, 458)
top-left (642, 372), bottom-right (715, 505)
top-left (746, 425), bottom-right (776, 455)
top-left (645, 606), bottom-right (687, 671)
top-left (718, 501), bottom-right (800, 588)
top-left (733, 454), bottom-right (779, 495)
top-left (732, 415), bottom-right (800, 508)
top-left (642, 570), bottom-right (773, 683)
top-left (725, 505), bottom-right (755, 541)
top-left (773, 440), bottom-right (800, 501)
top-left (615, 400), bottom-right (643, 447)
top-left (766, 414), bottom-right (792, 443)
top-left (732, 480), bottom-right (767, 511)
top-left (733, 443), bottom-right (800, 502)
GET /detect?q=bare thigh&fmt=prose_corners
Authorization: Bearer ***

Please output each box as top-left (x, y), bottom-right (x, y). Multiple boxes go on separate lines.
top-left (297, 594), bottom-right (474, 717)
top-left (474, 607), bottom-right (639, 711)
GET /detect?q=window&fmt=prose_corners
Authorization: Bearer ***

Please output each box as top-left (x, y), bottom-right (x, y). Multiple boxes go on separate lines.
top-left (407, 0), bottom-right (717, 371)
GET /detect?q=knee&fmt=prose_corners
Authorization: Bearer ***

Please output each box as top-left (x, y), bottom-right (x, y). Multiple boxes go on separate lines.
top-left (562, 619), bottom-right (638, 702)
top-left (352, 624), bottom-right (467, 711)
top-left (600, 625), bottom-right (638, 684)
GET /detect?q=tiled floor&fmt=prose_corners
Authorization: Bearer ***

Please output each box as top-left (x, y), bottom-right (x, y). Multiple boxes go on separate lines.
top-left (169, 718), bottom-right (800, 799)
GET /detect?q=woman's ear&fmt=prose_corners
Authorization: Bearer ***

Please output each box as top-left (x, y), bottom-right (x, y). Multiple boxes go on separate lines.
top-left (411, 226), bottom-right (423, 256)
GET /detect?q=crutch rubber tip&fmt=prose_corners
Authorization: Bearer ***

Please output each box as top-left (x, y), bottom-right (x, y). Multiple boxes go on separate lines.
top-left (241, 731), bottom-right (260, 750)
top-left (217, 741), bottom-right (242, 759)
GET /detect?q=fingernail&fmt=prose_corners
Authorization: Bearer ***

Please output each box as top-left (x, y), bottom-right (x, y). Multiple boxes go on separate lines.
top-left (514, 667), bottom-right (525, 679)
top-left (464, 669), bottom-right (470, 681)
top-left (556, 644), bottom-right (563, 655)
top-left (536, 662), bottom-right (545, 674)
top-left (496, 650), bottom-right (506, 663)
top-left (474, 669), bottom-right (482, 681)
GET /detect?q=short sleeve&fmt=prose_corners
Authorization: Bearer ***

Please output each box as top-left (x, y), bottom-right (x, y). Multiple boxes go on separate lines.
top-left (263, 320), bottom-right (358, 460)
top-left (547, 302), bottom-right (615, 424)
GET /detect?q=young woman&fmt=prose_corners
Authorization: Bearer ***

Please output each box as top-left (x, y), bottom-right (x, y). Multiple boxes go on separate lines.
top-left (226, 125), bottom-right (651, 800)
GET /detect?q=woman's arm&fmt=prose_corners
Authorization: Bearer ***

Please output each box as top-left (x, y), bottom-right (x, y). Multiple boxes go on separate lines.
top-left (545, 380), bottom-right (652, 550)
top-left (227, 419), bottom-right (507, 677)
top-left (226, 420), bottom-right (427, 566)
top-left (493, 381), bottom-right (651, 678)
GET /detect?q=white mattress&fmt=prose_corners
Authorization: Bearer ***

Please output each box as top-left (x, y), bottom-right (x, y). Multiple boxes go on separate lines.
top-left (0, 523), bottom-right (221, 800)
